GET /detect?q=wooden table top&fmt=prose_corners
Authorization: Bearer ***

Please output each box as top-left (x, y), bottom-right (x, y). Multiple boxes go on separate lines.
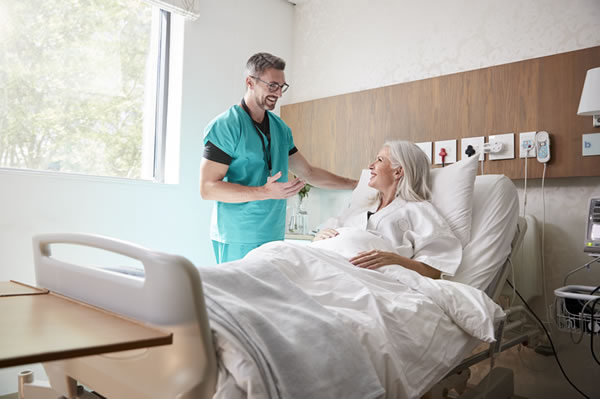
top-left (0, 281), bottom-right (172, 368)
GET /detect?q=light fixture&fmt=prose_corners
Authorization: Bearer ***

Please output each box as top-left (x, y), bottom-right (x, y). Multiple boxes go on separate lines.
top-left (578, 67), bottom-right (600, 128)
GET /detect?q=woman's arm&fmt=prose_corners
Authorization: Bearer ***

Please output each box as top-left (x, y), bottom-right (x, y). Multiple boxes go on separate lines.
top-left (312, 228), bottom-right (339, 241)
top-left (348, 250), bottom-right (441, 279)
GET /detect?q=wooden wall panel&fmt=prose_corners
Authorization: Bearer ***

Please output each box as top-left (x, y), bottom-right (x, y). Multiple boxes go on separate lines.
top-left (281, 46), bottom-right (600, 180)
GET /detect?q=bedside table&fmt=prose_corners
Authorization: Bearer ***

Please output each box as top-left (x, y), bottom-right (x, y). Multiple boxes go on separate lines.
top-left (284, 233), bottom-right (314, 245)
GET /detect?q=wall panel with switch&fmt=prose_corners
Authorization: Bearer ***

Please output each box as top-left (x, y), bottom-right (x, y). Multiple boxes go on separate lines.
top-left (282, 46), bottom-right (600, 180)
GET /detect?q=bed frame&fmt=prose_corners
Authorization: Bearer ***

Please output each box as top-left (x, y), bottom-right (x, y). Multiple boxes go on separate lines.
top-left (17, 184), bottom-right (543, 399)
top-left (429, 216), bottom-right (544, 399)
top-left (20, 233), bottom-right (218, 399)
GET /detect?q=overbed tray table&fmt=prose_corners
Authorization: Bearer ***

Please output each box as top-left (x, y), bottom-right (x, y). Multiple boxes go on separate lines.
top-left (0, 280), bottom-right (172, 368)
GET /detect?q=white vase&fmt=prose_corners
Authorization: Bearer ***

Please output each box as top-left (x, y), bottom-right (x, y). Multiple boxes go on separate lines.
top-left (288, 197), bottom-right (309, 234)
top-left (297, 197), bottom-right (309, 234)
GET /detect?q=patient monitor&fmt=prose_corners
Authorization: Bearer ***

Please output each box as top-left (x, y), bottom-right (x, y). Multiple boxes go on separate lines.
top-left (584, 197), bottom-right (600, 256)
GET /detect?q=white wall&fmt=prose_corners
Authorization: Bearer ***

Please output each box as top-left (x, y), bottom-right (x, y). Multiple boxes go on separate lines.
top-left (0, 0), bottom-right (294, 394)
top-left (288, 0), bottom-right (600, 103)
top-left (288, 0), bottom-right (600, 397)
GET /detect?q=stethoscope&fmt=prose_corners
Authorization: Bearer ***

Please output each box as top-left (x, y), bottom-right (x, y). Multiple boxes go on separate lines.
top-left (241, 98), bottom-right (272, 174)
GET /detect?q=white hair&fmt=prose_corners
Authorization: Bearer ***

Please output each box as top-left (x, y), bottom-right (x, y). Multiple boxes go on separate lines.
top-left (383, 140), bottom-right (432, 202)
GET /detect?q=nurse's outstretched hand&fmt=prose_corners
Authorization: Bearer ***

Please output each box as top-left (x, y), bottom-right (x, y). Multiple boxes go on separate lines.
top-left (263, 171), bottom-right (305, 199)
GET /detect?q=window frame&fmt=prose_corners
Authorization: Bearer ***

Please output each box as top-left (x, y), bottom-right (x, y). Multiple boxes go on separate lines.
top-left (0, 3), bottom-right (176, 184)
top-left (153, 9), bottom-right (171, 183)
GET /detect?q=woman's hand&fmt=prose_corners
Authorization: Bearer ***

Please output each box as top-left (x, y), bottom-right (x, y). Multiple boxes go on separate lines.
top-left (312, 228), bottom-right (339, 241)
top-left (348, 249), bottom-right (399, 269)
top-left (349, 250), bottom-right (441, 278)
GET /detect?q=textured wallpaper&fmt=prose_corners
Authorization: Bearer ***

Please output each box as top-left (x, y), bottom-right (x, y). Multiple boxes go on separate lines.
top-left (287, 0), bottom-right (600, 104)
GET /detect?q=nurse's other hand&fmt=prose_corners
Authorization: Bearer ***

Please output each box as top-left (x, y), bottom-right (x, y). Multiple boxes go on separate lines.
top-left (349, 249), bottom-right (397, 269)
top-left (263, 172), bottom-right (305, 199)
top-left (312, 228), bottom-right (339, 241)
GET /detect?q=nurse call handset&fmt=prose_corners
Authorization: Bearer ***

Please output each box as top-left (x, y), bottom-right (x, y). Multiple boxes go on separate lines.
top-left (535, 131), bottom-right (550, 163)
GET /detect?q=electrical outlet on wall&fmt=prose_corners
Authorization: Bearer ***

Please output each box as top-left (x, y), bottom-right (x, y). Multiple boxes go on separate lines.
top-left (488, 133), bottom-right (515, 160)
top-left (415, 142), bottom-right (432, 163)
top-left (460, 137), bottom-right (485, 161)
top-left (519, 131), bottom-right (537, 158)
top-left (583, 133), bottom-right (600, 156)
top-left (434, 139), bottom-right (457, 165)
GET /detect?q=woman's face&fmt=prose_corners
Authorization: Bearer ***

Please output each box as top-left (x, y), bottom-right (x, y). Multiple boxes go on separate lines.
top-left (368, 146), bottom-right (402, 192)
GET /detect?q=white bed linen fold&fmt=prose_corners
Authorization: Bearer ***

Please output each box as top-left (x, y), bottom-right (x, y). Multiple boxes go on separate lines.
top-left (205, 241), bottom-right (504, 399)
top-left (200, 247), bottom-right (385, 399)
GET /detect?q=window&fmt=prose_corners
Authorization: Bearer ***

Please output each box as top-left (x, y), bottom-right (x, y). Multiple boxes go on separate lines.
top-left (0, 0), bottom-right (179, 181)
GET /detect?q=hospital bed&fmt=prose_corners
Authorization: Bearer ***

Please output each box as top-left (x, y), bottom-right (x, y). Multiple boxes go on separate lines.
top-left (18, 171), bottom-right (542, 399)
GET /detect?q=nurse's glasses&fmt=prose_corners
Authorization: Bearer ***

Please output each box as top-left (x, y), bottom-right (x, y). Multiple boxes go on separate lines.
top-left (250, 76), bottom-right (289, 93)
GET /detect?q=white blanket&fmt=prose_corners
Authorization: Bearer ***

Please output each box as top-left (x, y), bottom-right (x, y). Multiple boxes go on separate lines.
top-left (204, 239), bottom-right (504, 399)
top-left (200, 249), bottom-right (384, 399)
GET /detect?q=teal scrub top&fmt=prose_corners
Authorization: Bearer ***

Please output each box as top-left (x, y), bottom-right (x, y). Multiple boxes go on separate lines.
top-left (203, 105), bottom-right (296, 244)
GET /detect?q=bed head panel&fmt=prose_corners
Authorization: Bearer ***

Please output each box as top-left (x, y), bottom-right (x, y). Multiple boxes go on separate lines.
top-left (445, 175), bottom-right (519, 292)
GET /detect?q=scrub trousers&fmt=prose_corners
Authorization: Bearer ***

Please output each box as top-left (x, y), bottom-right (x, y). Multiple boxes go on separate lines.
top-left (212, 240), bottom-right (270, 264)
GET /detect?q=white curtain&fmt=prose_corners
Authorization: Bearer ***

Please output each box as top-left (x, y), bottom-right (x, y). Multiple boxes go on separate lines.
top-left (143, 0), bottom-right (200, 19)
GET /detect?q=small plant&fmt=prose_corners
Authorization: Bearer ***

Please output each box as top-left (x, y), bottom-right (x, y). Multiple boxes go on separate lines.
top-left (298, 183), bottom-right (312, 202)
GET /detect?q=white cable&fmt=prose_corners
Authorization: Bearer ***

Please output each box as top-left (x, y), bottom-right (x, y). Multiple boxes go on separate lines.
top-left (569, 328), bottom-right (585, 344)
top-left (523, 154), bottom-right (528, 218)
top-left (516, 148), bottom-right (532, 306)
top-left (480, 157), bottom-right (484, 175)
top-left (567, 297), bottom-right (598, 344)
top-left (540, 162), bottom-right (551, 325)
top-left (522, 145), bottom-right (535, 217)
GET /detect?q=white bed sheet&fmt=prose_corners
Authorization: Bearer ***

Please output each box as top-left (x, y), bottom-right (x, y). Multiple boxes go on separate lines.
top-left (208, 240), bottom-right (504, 399)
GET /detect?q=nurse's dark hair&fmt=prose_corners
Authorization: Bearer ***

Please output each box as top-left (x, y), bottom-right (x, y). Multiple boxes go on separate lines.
top-left (246, 52), bottom-right (286, 77)
top-left (384, 140), bottom-right (432, 202)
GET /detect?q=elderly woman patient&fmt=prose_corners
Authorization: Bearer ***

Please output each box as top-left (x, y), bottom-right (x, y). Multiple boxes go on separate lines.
top-left (311, 140), bottom-right (461, 279)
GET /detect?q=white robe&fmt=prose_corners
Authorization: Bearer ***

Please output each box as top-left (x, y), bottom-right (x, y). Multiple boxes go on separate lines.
top-left (319, 197), bottom-right (462, 277)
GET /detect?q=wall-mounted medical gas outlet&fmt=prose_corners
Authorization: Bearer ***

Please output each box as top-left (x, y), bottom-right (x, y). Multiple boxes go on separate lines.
top-left (460, 137), bottom-right (485, 161)
top-left (519, 131), bottom-right (537, 158)
top-left (583, 133), bottom-right (600, 157)
top-left (415, 141), bottom-right (433, 163)
top-left (434, 140), bottom-right (457, 165)
top-left (488, 133), bottom-right (515, 160)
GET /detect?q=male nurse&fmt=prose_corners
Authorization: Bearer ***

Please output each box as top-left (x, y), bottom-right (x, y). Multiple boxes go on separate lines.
top-left (199, 52), bottom-right (357, 263)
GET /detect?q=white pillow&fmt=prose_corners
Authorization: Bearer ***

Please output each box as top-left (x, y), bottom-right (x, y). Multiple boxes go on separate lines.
top-left (348, 153), bottom-right (480, 247)
top-left (349, 169), bottom-right (378, 210)
top-left (445, 174), bottom-right (519, 291)
top-left (430, 153), bottom-right (480, 246)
